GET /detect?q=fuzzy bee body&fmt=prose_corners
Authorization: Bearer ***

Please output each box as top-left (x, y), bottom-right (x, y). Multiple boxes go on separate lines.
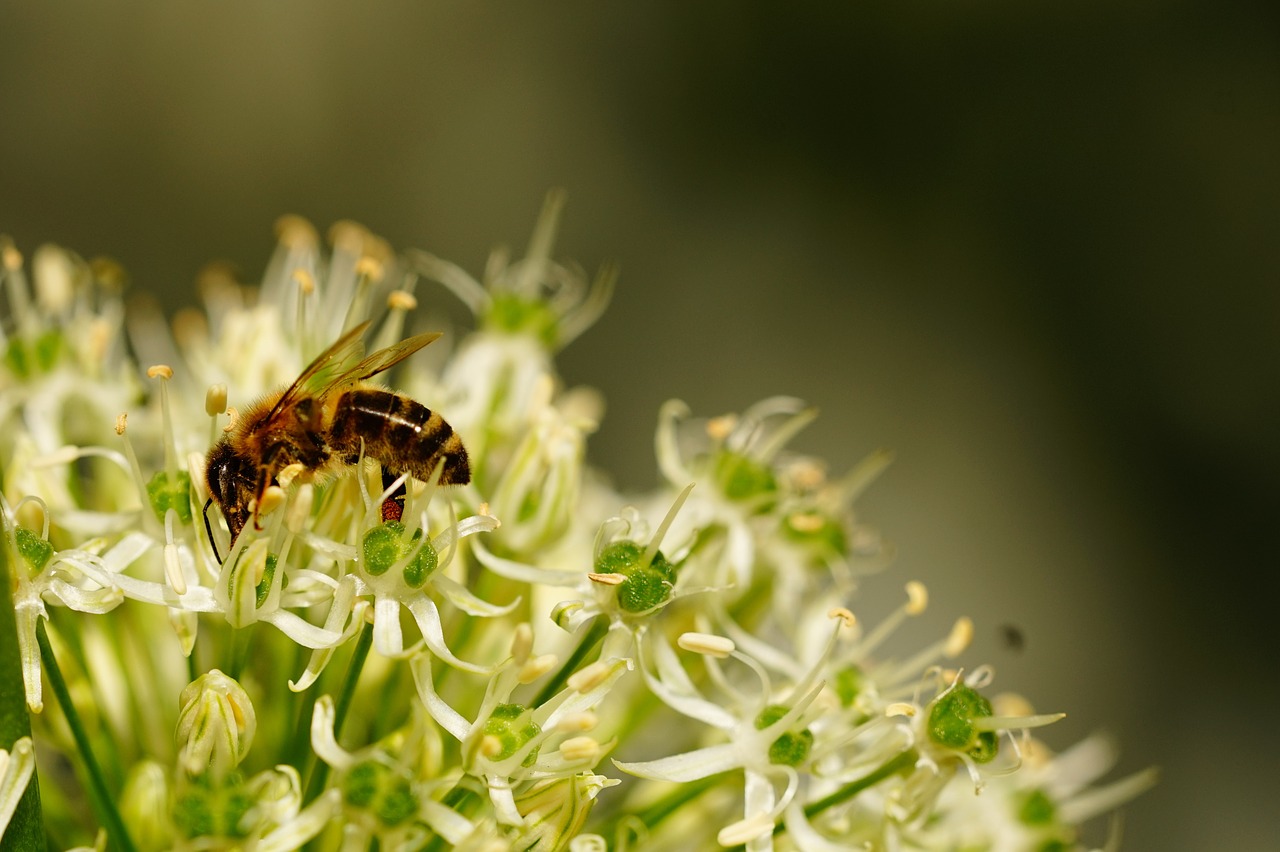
top-left (204, 322), bottom-right (469, 549)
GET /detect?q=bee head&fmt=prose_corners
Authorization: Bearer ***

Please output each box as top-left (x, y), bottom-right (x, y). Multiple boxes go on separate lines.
top-left (204, 440), bottom-right (255, 547)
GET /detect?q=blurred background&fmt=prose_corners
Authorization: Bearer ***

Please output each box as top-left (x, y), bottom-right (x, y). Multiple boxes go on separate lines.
top-left (2, 2), bottom-right (1276, 848)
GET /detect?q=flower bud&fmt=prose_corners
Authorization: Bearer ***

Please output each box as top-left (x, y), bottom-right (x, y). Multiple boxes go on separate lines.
top-left (176, 670), bottom-right (256, 777)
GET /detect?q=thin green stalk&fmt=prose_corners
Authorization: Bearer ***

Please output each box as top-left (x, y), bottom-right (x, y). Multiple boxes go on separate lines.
top-left (36, 621), bottom-right (135, 852)
top-left (0, 544), bottom-right (43, 850)
top-left (531, 616), bottom-right (608, 707)
top-left (591, 771), bottom-right (727, 842)
top-left (303, 620), bottom-right (373, 804)
top-left (418, 781), bottom-right (482, 852)
top-left (797, 748), bottom-right (917, 821)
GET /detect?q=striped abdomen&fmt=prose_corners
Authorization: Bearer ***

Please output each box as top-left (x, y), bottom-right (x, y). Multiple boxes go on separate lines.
top-left (329, 387), bottom-right (470, 485)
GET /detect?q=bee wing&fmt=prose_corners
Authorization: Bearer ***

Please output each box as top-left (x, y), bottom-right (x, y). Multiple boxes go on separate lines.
top-left (258, 321), bottom-right (372, 428)
top-left (327, 330), bottom-right (443, 388)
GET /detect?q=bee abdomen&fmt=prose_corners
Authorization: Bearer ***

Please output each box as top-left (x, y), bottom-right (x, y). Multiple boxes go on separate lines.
top-left (331, 388), bottom-right (470, 485)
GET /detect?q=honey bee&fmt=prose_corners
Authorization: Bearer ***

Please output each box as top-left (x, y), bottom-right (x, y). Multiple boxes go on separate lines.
top-left (204, 321), bottom-right (469, 555)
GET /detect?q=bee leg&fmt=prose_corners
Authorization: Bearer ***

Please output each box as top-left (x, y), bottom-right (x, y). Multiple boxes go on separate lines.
top-left (380, 469), bottom-right (407, 523)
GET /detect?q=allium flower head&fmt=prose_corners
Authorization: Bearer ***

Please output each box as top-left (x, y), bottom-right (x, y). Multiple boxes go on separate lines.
top-left (0, 198), bottom-right (1151, 851)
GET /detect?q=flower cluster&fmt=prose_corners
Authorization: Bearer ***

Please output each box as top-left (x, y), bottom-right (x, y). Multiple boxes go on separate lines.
top-left (0, 198), bottom-right (1153, 851)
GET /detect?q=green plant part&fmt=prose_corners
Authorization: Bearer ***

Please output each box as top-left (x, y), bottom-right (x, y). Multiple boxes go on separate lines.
top-left (755, 704), bottom-right (814, 767)
top-left (482, 703), bottom-right (541, 767)
top-left (594, 540), bottom-right (677, 613)
top-left (927, 683), bottom-right (999, 764)
top-left (361, 521), bottom-right (439, 588)
top-left (483, 292), bottom-right (560, 349)
top-left (147, 470), bottom-right (193, 524)
top-left (342, 760), bottom-right (418, 827)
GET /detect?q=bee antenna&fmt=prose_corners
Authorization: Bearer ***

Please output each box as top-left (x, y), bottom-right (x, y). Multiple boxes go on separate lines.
top-left (203, 497), bottom-right (224, 565)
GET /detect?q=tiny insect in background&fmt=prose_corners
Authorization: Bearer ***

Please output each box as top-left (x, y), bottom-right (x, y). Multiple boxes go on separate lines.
top-left (204, 321), bottom-right (469, 558)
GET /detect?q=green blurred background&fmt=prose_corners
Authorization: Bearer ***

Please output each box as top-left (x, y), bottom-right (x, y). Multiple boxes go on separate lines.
top-left (2, 3), bottom-right (1276, 848)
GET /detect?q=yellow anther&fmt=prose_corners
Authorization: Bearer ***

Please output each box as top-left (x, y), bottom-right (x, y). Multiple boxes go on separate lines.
top-left (291, 267), bottom-right (315, 295)
top-left (257, 486), bottom-right (286, 518)
top-left (355, 256), bottom-right (384, 283)
top-left (788, 512), bottom-right (826, 533)
top-left (274, 214), bottom-right (318, 249)
top-left (993, 693), bottom-right (1036, 718)
top-left (558, 736), bottom-right (600, 762)
top-left (205, 384), bottom-right (228, 417)
top-left (944, 617), bottom-right (975, 658)
top-left (276, 463), bottom-right (307, 490)
top-left (517, 654), bottom-right (558, 685)
top-left (885, 702), bottom-right (917, 718)
top-left (827, 607), bottom-right (856, 629)
top-left (512, 623), bottom-right (534, 663)
top-left (587, 572), bottom-right (627, 586)
top-left (115, 413), bottom-right (128, 435)
top-left (147, 364), bottom-right (174, 380)
top-left (479, 734), bottom-right (505, 759)
top-left (566, 662), bottom-right (611, 694)
top-left (706, 414), bottom-right (738, 441)
top-left (553, 711), bottom-right (597, 733)
top-left (677, 632), bottom-right (735, 659)
top-left (1, 243), bottom-right (22, 270)
top-left (905, 581), bottom-right (928, 615)
top-left (387, 289), bottom-right (417, 311)
top-left (327, 220), bottom-right (367, 252)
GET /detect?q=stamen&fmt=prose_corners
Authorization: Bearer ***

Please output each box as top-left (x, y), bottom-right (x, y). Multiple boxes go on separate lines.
top-left (558, 736), bottom-right (600, 762)
top-left (275, 215), bottom-right (319, 250)
top-left (566, 662), bottom-right (611, 693)
top-left (286, 484), bottom-right (314, 535)
top-left (222, 406), bottom-right (239, 433)
top-left (678, 632), bottom-right (735, 659)
top-left (885, 702), bottom-right (917, 717)
top-left (387, 290), bottom-right (417, 312)
top-left (205, 384), bottom-right (227, 417)
top-left (641, 482), bottom-right (694, 570)
top-left (828, 607), bottom-right (856, 629)
top-left (587, 572), bottom-right (626, 586)
top-left (905, 581), bottom-right (928, 615)
top-left (511, 623), bottom-right (534, 664)
top-left (517, 655), bottom-right (558, 684)
top-left (706, 414), bottom-right (737, 441)
top-left (257, 486), bottom-right (287, 520)
top-left (553, 711), bottom-right (597, 733)
top-left (944, 617), bottom-right (974, 658)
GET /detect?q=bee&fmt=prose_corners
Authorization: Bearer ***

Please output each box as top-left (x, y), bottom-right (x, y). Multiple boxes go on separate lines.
top-left (204, 321), bottom-right (469, 556)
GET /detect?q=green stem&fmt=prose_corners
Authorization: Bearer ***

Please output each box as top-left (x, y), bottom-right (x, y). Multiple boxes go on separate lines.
top-left (0, 545), bottom-right (44, 850)
top-left (303, 620), bottom-right (373, 804)
top-left (592, 771), bottom-right (727, 842)
top-left (531, 616), bottom-right (608, 707)
top-left (797, 748), bottom-right (917, 823)
top-left (36, 621), bottom-right (135, 852)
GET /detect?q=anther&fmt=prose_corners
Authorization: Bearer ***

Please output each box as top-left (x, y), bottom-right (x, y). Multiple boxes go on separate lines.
top-left (292, 268), bottom-right (315, 295)
top-left (788, 512), bottom-right (826, 533)
top-left (885, 702), bottom-right (917, 718)
top-left (274, 214), bottom-right (319, 250)
top-left (944, 617), bottom-right (974, 658)
top-left (1, 244), bottom-right (22, 270)
top-left (205, 384), bottom-right (228, 417)
top-left (558, 736), bottom-right (600, 762)
top-left (553, 711), bottom-right (597, 733)
top-left (517, 654), bottom-right (558, 685)
top-left (587, 572), bottom-right (626, 586)
top-left (479, 735), bottom-right (505, 759)
top-left (387, 290), bottom-right (417, 311)
top-left (354, 256), bottom-right (384, 283)
top-left (706, 414), bottom-right (738, 441)
top-left (511, 623), bottom-right (534, 664)
top-left (146, 364), bottom-right (174, 380)
top-left (115, 413), bottom-right (128, 436)
top-left (905, 581), bottom-right (928, 615)
top-left (828, 607), bottom-right (856, 629)
top-left (257, 486), bottom-right (287, 519)
top-left (566, 662), bottom-right (611, 693)
top-left (677, 632), bottom-right (735, 659)
top-left (222, 406), bottom-right (239, 433)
